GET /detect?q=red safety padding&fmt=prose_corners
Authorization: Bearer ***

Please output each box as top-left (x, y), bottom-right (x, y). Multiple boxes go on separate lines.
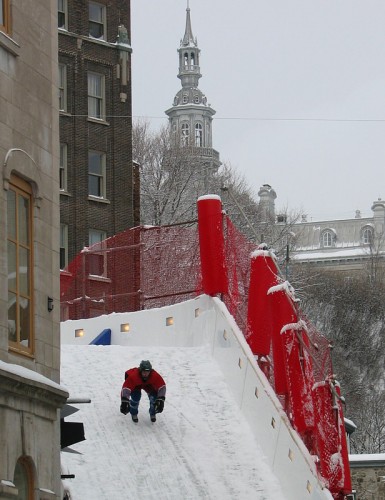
top-left (197, 196), bottom-right (228, 296)
top-left (268, 284), bottom-right (297, 396)
top-left (246, 250), bottom-right (280, 356)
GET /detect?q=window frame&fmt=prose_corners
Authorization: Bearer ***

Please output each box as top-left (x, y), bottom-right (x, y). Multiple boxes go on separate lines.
top-left (87, 71), bottom-right (105, 121)
top-left (89, 1), bottom-right (106, 40)
top-left (181, 123), bottom-right (189, 146)
top-left (60, 224), bottom-right (68, 270)
top-left (7, 175), bottom-right (34, 356)
top-left (0, 0), bottom-right (11, 34)
top-left (195, 122), bottom-right (203, 147)
top-left (59, 63), bottom-right (67, 113)
top-left (88, 150), bottom-right (106, 199)
top-left (88, 229), bottom-right (107, 277)
top-left (362, 226), bottom-right (374, 245)
top-left (57, 0), bottom-right (68, 30)
top-left (59, 143), bottom-right (68, 191)
top-left (321, 229), bottom-right (335, 248)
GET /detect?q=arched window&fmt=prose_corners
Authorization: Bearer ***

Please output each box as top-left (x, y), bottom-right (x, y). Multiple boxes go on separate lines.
top-left (195, 123), bottom-right (203, 147)
top-left (7, 175), bottom-right (34, 355)
top-left (184, 52), bottom-right (188, 68)
top-left (362, 226), bottom-right (373, 245)
top-left (181, 123), bottom-right (189, 146)
top-left (321, 229), bottom-right (335, 248)
top-left (190, 52), bottom-right (195, 67)
top-left (14, 457), bottom-right (34, 500)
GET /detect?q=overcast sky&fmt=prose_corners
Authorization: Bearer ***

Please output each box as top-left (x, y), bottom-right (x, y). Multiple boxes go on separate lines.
top-left (131, 0), bottom-right (385, 221)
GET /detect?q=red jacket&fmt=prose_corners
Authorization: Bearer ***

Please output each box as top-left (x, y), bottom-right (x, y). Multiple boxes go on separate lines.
top-left (121, 368), bottom-right (166, 400)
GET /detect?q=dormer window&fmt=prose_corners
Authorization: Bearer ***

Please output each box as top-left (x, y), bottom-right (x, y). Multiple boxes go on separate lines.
top-left (362, 226), bottom-right (373, 245)
top-left (321, 229), bottom-right (336, 248)
top-left (194, 94), bottom-right (200, 104)
top-left (182, 94), bottom-right (188, 104)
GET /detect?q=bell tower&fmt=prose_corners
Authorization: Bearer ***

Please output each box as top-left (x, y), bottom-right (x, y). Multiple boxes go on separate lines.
top-left (165, 2), bottom-right (220, 170)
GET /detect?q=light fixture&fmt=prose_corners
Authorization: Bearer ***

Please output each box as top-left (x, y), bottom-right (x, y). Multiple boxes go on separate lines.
top-left (120, 323), bottom-right (130, 332)
top-left (194, 308), bottom-right (201, 317)
top-left (166, 317), bottom-right (174, 326)
top-left (75, 329), bottom-right (84, 338)
top-left (47, 297), bottom-right (54, 312)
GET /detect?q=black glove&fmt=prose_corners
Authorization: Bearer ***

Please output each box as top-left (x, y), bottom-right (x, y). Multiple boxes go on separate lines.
top-left (154, 398), bottom-right (165, 414)
top-left (120, 400), bottom-right (130, 415)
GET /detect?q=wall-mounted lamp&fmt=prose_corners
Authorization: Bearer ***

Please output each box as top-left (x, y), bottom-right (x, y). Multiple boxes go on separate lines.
top-left (166, 317), bottom-right (174, 326)
top-left (75, 329), bottom-right (84, 338)
top-left (120, 323), bottom-right (130, 332)
top-left (47, 297), bottom-right (54, 312)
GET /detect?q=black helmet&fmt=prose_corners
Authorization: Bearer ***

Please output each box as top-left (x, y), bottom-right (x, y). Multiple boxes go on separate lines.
top-left (139, 360), bottom-right (152, 372)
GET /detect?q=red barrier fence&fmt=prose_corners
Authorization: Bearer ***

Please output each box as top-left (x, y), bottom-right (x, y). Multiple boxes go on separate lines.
top-left (60, 197), bottom-right (351, 498)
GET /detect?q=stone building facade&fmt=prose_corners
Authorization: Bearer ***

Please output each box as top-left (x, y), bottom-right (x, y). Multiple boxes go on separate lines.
top-left (0, 1), bottom-right (68, 498)
top-left (58, 0), bottom-right (139, 266)
top-left (258, 185), bottom-right (385, 277)
top-left (290, 200), bottom-right (385, 277)
top-left (350, 455), bottom-right (385, 500)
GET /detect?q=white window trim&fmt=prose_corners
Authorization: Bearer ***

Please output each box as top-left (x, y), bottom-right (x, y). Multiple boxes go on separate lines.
top-left (58, 0), bottom-right (68, 30)
top-left (60, 143), bottom-right (68, 191)
top-left (88, 150), bottom-right (106, 199)
top-left (59, 64), bottom-right (67, 112)
top-left (88, 229), bottom-right (107, 278)
top-left (60, 224), bottom-right (68, 270)
top-left (89, 1), bottom-right (107, 41)
top-left (87, 72), bottom-right (105, 121)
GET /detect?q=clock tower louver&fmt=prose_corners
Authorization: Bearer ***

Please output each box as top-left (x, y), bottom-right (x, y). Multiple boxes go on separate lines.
top-left (165, 3), bottom-right (221, 172)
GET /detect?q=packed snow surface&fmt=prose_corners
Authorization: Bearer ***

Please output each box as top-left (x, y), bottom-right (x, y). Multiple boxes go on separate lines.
top-left (61, 344), bottom-right (286, 500)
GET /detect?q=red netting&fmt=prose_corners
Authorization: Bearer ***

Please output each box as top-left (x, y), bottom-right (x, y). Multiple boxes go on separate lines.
top-left (60, 215), bottom-right (349, 497)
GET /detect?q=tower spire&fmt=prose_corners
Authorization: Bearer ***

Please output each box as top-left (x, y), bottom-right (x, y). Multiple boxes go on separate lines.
top-left (182, 1), bottom-right (195, 47)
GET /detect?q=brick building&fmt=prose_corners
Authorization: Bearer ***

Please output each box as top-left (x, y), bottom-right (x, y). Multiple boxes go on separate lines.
top-left (58, 0), bottom-right (139, 267)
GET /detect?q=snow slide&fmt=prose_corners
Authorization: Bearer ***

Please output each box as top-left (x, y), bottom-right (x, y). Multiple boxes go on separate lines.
top-left (61, 344), bottom-right (285, 499)
top-left (60, 294), bottom-right (332, 500)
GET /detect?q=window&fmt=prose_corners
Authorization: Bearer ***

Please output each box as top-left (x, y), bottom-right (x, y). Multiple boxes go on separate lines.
top-left (59, 64), bottom-right (67, 112)
top-left (7, 176), bottom-right (34, 355)
top-left (0, 0), bottom-right (11, 34)
top-left (321, 229), bottom-right (335, 248)
top-left (182, 94), bottom-right (188, 104)
top-left (88, 150), bottom-right (106, 198)
top-left (60, 224), bottom-right (68, 270)
top-left (89, 1), bottom-right (106, 40)
top-left (89, 229), bottom-right (107, 276)
top-left (60, 143), bottom-right (67, 191)
top-left (181, 123), bottom-right (189, 146)
top-left (88, 72), bottom-right (105, 120)
top-left (195, 123), bottom-right (203, 147)
top-left (58, 0), bottom-right (67, 29)
top-left (362, 227), bottom-right (373, 245)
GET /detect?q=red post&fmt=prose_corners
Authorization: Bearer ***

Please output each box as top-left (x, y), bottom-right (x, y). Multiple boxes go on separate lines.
top-left (197, 195), bottom-right (228, 296)
top-left (246, 248), bottom-right (280, 356)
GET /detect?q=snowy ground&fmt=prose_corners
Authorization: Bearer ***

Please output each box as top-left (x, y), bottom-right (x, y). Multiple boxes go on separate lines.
top-left (61, 344), bottom-right (286, 500)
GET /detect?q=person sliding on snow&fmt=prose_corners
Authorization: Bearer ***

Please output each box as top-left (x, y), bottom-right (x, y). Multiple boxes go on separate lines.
top-left (120, 360), bottom-right (166, 423)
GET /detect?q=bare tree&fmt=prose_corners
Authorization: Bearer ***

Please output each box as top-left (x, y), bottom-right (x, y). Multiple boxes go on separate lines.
top-left (295, 269), bottom-right (385, 453)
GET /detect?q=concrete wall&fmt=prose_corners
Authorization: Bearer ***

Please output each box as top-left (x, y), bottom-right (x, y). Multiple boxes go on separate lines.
top-left (61, 294), bottom-right (333, 499)
top-left (0, 2), bottom-right (67, 498)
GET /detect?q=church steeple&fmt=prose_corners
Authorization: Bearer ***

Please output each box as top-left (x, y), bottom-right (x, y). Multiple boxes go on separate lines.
top-left (165, 2), bottom-right (220, 171)
top-left (178, 4), bottom-right (201, 89)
